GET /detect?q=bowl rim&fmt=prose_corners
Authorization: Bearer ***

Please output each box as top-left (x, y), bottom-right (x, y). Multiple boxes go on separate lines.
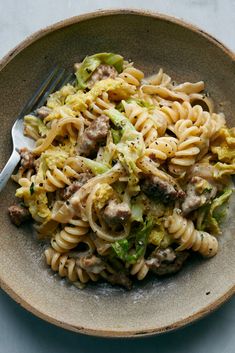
top-left (0, 8), bottom-right (234, 337)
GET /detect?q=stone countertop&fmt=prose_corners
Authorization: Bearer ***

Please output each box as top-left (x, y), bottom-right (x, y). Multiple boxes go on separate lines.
top-left (0, 1), bottom-right (234, 353)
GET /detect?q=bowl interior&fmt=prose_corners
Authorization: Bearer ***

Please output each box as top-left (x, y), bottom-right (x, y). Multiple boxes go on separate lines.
top-left (0, 11), bottom-right (234, 336)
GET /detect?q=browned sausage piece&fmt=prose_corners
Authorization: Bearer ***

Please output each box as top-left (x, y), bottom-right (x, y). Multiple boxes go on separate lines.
top-left (8, 204), bottom-right (30, 226)
top-left (182, 176), bottom-right (217, 216)
top-left (141, 175), bottom-right (185, 204)
top-left (103, 200), bottom-right (131, 227)
top-left (19, 148), bottom-right (35, 169)
top-left (35, 106), bottom-right (52, 119)
top-left (60, 173), bottom-right (92, 200)
top-left (146, 247), bottom-right (189, 276)
top-left (77, 255), bottom-right (106, 274)
top-left (78, 115), bottom-right (109, 157)
top-left (103, 272), bottom-right (132, 290)
top-left (87, 64), bottom-right (118, 88)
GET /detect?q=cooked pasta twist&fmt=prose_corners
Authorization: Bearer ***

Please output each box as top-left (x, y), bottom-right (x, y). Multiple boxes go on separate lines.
top-left (33, 117), bottom-right (84, 154)
top-left (146, 68), bottom-right (172, 87)
top-left (14, 177), bottom-right (32, 196)
top-left (175, 102), bottom-right (225, 140)
top-left (51, 220), bottom-right (91, 253)
top-left (44, 167), bottom-right (71, 192)
top-left (208, 112), bottom-right (226, 140)
top-left (44, 247), bottom-right (98, 283)
top-left (123, 101), bottom-right (167, 146)
top-left (159, 101), bottom-right (225, 141)
top-left (82, 92), bottom-right (114, 122)
top-left (141, 84), bottom-right (189, 103)
top-left (130, 257), bottom-right (149, 280)
top-left (169, 119), bottom-right (203, 173)
top-left (161, 101), bottom-right (192, 126)
top-left (11, 167), bottom-right (34, 184)
top-left (164, 209), bottom-right (218, 257)
top-left (44, 155), bottom-right (98, 193)
top-left (145, 136), bottom-right (178, 161)
top-left (118, 66), bottom-right (144, 86)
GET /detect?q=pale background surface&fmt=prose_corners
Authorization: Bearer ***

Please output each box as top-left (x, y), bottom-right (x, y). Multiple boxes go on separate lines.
top-left (0, 1), bottom-right (234, 352)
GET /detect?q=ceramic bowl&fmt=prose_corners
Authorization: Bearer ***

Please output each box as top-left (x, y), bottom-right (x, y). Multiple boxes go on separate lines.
top-left (0, 9), bottom-right (234, 337)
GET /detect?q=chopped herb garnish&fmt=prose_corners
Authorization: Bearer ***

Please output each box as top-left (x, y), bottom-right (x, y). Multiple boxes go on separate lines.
top-left (30, 182), bottom-right (35, 195)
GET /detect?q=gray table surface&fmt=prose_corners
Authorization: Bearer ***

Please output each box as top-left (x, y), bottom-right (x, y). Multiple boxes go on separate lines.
top-left (0, 1), bottom-right (234, 352)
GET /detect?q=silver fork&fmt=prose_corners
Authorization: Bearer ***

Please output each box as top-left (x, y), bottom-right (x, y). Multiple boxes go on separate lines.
top-left (0, 67), bottom-right (74, 192)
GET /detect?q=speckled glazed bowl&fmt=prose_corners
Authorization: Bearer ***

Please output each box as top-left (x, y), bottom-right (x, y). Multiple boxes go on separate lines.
top-left (0, 9), bottom-right (234, 337)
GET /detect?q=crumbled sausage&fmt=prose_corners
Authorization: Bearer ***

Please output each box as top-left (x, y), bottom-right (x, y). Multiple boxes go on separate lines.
top-left (78, 115), bottom-right (109, 156)
top-left (19, 148), bottom-right (35, 169)
top-left (87, 64), bottom-right (118, 88)
top-left (182, 176), bottom-right (217, 215)
top-left (102, 272), bottom-right (132, 290)
top-left (60, 173), bottom-right (92, 200)
top-left (8, 204), bottom-right (30, 226)
top-left (141, 175), bottom-right (185, 204)
top-left (146, 247), bottom-right (189, 276)
top-left (77, 255), bottom-right (106, 274)
top-left (103, 200), bottom-right (131, 227)
top-left (35, 106), bottom-right (52, 119)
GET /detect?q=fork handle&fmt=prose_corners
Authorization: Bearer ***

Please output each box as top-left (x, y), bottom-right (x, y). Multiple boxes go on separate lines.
top-left (0, 150), bottom-right (20, 192)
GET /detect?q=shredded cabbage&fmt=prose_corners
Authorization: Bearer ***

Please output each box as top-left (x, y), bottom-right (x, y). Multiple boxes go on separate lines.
top-left (130, 199), bottom-right (144, 222)
top-left (24, 115), bottom-right (48, 137)
top-left (47, 84), bottom-right (76, 108)
top-left (77, 157), bottom-right (109, 174)
top-left (75, 53), bottom-right (124, 89)
top-left (93, 184), bottom-right (114, 210)
top-left (211, 128), bottom-right (235, 178)
top-left (66, 78), bottom-right (135, 111)
top-left (112, 217), bottom-right (154, 264)
top-left (16, 181), bottom-right (51, 221)
top-left (213, 162), bottom-right (235, 179)
top-left (42, 146), bottom-right (69, 170)
top-left (148, 221), bottom-right (173, 248)
top-left (106, 108), bottom-right (145, 185)
top-left (198, 188), bottom-right (233, 234)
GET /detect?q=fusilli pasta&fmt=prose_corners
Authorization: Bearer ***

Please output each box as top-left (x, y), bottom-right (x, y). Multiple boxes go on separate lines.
top-left (165, 209), bottom-right (218, 257)
top-left (51, 220), bottom-right (91, 253)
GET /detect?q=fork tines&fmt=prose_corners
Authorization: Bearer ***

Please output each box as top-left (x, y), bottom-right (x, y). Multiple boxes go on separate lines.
top-left (20, 66), bottom-right (74, 118)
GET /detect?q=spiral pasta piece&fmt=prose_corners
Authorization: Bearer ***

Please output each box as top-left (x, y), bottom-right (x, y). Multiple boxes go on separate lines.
top-left (12, 165), bottom-right (34, 183)
top-left (177, 103), bottom-right (225, 140)
top-left (146, 68), bottom-right (172, 87)
top-left (130, 257), bottom-right (149, 280)
top-left (44, 247), bottom-right (98, 283)
top-left (164, 209), bottom-right (218, 257)
top-left (44, 167), bottom-right (71, 192)
top-left (45, 247), bottom-right (78, 281)
top-left (44, 155), bottom-right (94, 193)
top-left (82, 92), bottom-right (114, 122)
top-left (33, 117), bottom-right (84, 154)
top-left (118, 66), bottom-right (144, 86)
top-left (123, 101), bottom-right (167, 146)
top-left (145, 136), bottom-right (178, 161)
top-left (208, 112), bottom-right (226, 140)
top-left (14, 177), bottom-right (32, 198)
top-left (51, 219), bottom-right (91, 253)
top-left (141, 84), bottom-right (189, 103)
top-left (169, 120), bottom-right (203, 174)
